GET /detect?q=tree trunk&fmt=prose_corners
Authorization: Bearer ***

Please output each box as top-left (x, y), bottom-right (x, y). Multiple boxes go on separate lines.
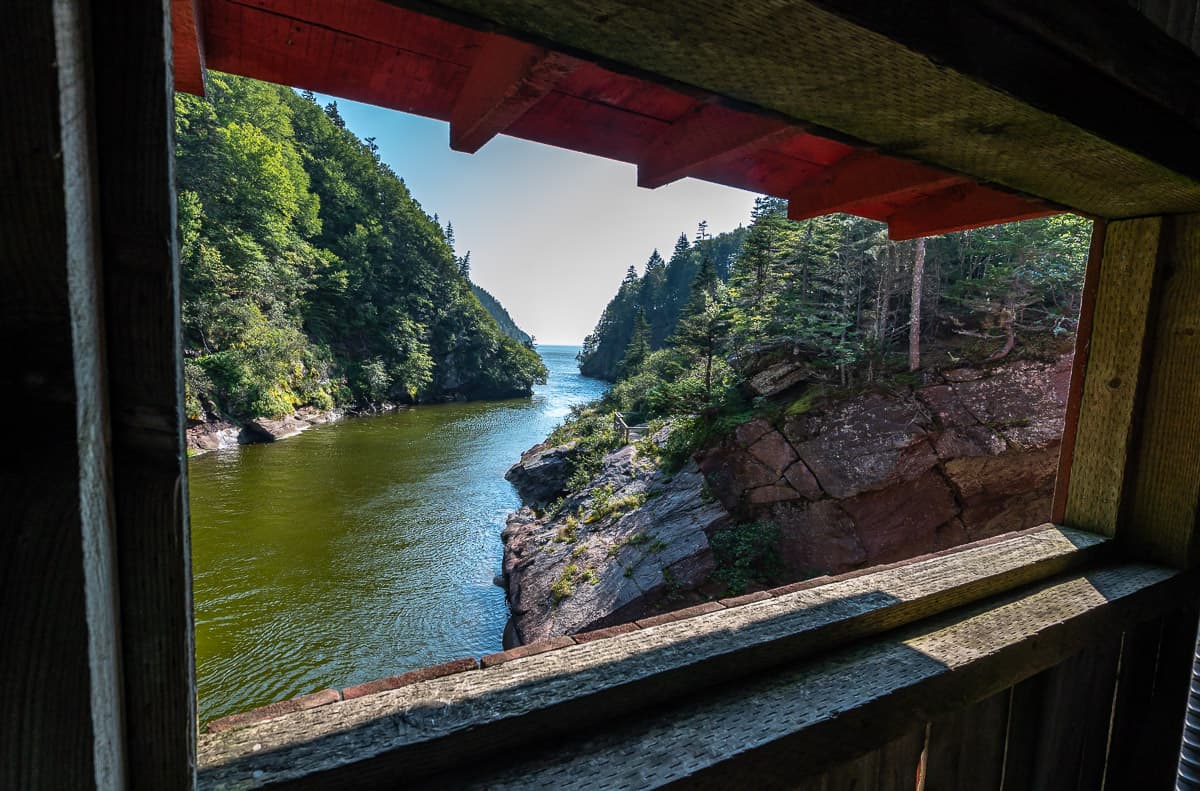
top-left (909, 237), bottom-right (927, 372)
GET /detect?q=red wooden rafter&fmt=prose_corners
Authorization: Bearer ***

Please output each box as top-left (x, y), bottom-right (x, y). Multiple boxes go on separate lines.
top-left (787, 152), bottom-right (968, 222)
top-left (637, 103), bottom-right (797, 189)
top-left (192, 0), bottom-right (1059, 239)
top-left (450, 35), bottom-right (581, 154)
top-left (887, 183), bottom-right (1057, 240)
top-left (173, 0), bottom-right (206, 96)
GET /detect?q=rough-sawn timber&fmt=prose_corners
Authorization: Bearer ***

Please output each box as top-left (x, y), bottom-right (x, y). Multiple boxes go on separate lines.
top-left (198, 525), bottom-right (1109, 787)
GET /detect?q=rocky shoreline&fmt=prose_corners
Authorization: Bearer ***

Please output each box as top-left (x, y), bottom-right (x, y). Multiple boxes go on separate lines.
top-left (186, 403), bottom-right (406, 454)
top-left (498, 353), bottom-right (1071, 647)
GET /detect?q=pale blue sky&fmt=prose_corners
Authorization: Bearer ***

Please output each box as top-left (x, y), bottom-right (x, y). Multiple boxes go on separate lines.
top-left (315, 95), bottom-right (759, 345)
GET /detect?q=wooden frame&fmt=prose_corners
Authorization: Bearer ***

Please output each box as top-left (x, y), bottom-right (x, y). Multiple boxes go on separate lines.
top-left (7, 0), bottom-right (1200, 787)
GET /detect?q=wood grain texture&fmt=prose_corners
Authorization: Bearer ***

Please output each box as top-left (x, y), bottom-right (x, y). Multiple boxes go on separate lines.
top-left (1005, 638), bottom-right (1121, 790)
top-left (1125, 213), bottom-right (1200, 566)
top-left (90, 0), bottom-right (197, 786)
top-left (886, 183), bottom-right (1057, 241)
top-left (787, 728), bottom-right (926, 791)
top-left (1104, 605), bottom-right (1198, 788)
top-left (923, 691), bottom-right (1008, 790)
top-left (1052, 220), bottom-right (1105, 523)
top-left (450, 34), bottom-right (578, 153)
top-left (453, 565), bottom-right (1188, 790)
top-left (391, 0), bottom-right (1200, 218)
top-left (1063, 217), bottom-right (1164, 535)
top-left (786, 151), bottom-right (966, 222)
top-left (1, 1), bottom-right (123, 787)
top-left (637, 102), bottom-right (793, 189)
top-left (197, 527), bottom-right (1105, 787)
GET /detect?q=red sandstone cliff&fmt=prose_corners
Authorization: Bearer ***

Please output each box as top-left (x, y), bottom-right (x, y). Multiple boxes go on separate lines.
top-left (502, 353), bottom-right (1071, 645)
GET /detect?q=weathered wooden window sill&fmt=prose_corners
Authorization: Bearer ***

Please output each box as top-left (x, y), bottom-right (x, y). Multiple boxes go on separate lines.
top-left (196, 525), bottom-right (1193, 789)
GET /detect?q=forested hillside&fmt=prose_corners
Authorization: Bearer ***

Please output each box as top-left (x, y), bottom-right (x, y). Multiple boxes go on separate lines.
top-left (472, 284), bottom-right (534, 345)
top-left (175, 74), bottom-right (545, 422)
top-left (577, 223), bottom-right (747, 380)
top-left (563, 197), bottom-right (1090, 475)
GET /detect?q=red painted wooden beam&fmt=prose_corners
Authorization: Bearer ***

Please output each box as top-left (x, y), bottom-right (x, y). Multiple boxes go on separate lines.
top-left (173, 0), bottom-right (206, 95)
top-left (637, 103), bottom-right (798, 189)
top-left (787, 152), bottom-right (967, 222)
top-left (450, 34), bottom-right (580, 153)
top-left (886, 183), bottom-right (1059, 240)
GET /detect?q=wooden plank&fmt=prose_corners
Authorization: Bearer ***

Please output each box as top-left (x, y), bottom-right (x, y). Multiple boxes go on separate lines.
top-left (89, 0), bottom-right (196, 787)
top-left (1017, 638), bottom-right (1121, 790)
top-left (1062, 216), bottom-right (1165, 535)
top-left (1125, 213), bottom-right (1200, 566)
top-left (923, 691), bottom-right (1009, 790)
top-left (1051, 219), bottom-right (1105, 523)
top-left (197, 527), bottom-right (1106, 786)
top-left (388, 0), bottom-right (1200, 218)
top-left (787, 152), bottom-right (967, 222)
top-left (803, 0), bottom-right (1200, 201)
top-left (998, 682), bottom-right (1039, 791)
top-left (172, 0), bottom-right (206, 95)
top-left (450, 33), bottom-right (579, 153)
top-left (450, 565), bottom-right (1190, 790)
top-left (789, 727), bottom-right (926, 791)
top-left (1, 1), bottom-right (126, 787)
top-left (1104, 606), bottom-right (1198, 788)
top-left (885, 183), bottom-right (1058, 241)
top-left (637, 102), bottom-right (796, 189)
top-left (1003, 643), bottom-right (1121, 791)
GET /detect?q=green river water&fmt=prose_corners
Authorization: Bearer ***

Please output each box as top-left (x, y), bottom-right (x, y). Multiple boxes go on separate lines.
top-left (188, 345), bottom-right (607, 723)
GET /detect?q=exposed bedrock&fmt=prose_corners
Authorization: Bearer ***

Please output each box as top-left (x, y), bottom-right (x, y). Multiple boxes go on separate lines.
top-left (502, 354), bottom-right (1071, 643)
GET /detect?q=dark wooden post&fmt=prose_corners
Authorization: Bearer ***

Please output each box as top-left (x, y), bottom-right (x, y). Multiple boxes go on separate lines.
top-left (91, 0), bottom-right (197, 787)
top-left (1, 0), bottom-right (193, 787)
top-left (1, 2), bottom-right (126, 786)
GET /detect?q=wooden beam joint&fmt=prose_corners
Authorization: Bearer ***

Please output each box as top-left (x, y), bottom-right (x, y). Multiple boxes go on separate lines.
top-left (787, 152), bottom-right (967, 222)
top-left (450, 34), bottom-right (579, 153)
top-left (637, 103), bottom-right (796, 189)
top-left (885, 183), bottom-right (1057, 240)
top-left (172, 0), bottom-right (206, 96)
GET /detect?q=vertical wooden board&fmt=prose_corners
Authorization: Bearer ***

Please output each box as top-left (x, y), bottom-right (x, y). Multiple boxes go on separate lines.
top-left (1, 1), bottom-right (126, 788)
top-left (90, 0), bottom-right (196, 787)
top-left (1052, 220), bottom-right (1104, 524)
top-left (1001, 640), bottom-right (1121, 790)
top-left (923, 691), bottom-right (1009, 791)
top-left (1063, 216), bottom-right (1164, 535)
top-left (790, 727), bottom-right (926, 791)
top-left (1107, 607), bottom-right (1198, 788)
top-left (1126, 214), bottom-right (1200, 567)
top-left (999, 681), bottom-right (1039, 791)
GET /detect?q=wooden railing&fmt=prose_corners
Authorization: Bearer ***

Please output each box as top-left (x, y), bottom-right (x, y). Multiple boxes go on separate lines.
top-left (196, 525), bottom-right (1199, 789)
top-left (613, 412), bottom-right (649, 445)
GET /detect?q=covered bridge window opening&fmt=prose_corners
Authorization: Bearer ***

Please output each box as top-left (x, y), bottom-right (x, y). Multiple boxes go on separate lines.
top-left (180, 0), bottom-right (1094, 737)
top-left (9, 0), bottom-right (1200, 788)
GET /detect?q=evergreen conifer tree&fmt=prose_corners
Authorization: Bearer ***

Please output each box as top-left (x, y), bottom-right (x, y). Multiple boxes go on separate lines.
top-left (618, 309), bottom-right (651, 380)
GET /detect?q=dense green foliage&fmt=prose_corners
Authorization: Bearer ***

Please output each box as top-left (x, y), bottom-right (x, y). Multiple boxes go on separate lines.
top-left (709, 521), bottom-right (783, 596)
top-left (472, 284), bottom-right (534, 346)
top-left (558, 197), bottom-right (1091, 481)
top-left (176, 75), bottom-right (544, 421)
top-left (577, 225), bottom-right (747, 380)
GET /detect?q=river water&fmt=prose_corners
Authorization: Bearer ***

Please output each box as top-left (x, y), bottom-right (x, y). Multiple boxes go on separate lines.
top-left (188, 345), bottom-right (607, 723)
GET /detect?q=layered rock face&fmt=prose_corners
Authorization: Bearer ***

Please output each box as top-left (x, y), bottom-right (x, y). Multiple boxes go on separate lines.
top-left (504, 440), bottom-right (576, 507)
top-left (502, 353), bottom-right (1071, 644)
top-left (699, 354), bottom-right (1071, 574)
top-left (502, 433), bottom-right (729, 644)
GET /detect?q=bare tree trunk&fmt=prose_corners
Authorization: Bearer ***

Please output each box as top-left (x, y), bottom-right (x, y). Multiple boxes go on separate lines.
top-left (989, 304), bottom-right (1017, 360)
top-left (909, 237), bottom-right (927, 372)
